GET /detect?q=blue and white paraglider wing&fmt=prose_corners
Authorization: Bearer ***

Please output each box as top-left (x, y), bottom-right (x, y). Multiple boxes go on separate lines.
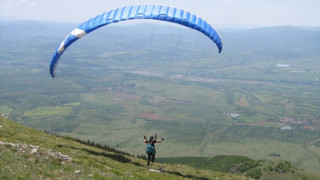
top-left (50, 4), bottom-right (223, 78)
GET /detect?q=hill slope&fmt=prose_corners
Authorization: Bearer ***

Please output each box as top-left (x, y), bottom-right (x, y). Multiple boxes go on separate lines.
top-left (0, 115), bottom-right (249, 180)
top-left (158, 156), bottom-right (319, 180)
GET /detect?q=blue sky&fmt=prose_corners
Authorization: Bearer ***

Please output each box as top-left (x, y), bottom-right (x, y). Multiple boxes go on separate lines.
top-left (0, 0), bottom-right (319, 27)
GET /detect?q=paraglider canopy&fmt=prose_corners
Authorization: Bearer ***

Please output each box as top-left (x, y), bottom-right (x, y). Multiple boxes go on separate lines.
top-left (49, 4), bottom-right (223, 78)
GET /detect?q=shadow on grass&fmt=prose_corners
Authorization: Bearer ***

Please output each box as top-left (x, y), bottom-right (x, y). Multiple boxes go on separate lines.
top-left (57, 144), bottom-right (144, 167)
top-left (162, 169), bottom-right (210, 180)
top-left (57, 144), bottom-right (209, 179)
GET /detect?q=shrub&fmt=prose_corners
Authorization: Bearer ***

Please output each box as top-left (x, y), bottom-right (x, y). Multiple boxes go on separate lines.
top-left (246, 168), bottom-right (262, 179)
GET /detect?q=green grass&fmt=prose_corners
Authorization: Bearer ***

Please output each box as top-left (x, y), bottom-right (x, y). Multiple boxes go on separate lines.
top-left (0, 106), bottom-right (12, 115)
top-left (158, 155), bottom-right (259, 173)
top-left (23, 106), bottom-right (72, 117)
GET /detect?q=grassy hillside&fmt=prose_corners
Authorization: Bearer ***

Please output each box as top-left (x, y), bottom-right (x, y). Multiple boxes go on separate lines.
top-left (158, 156), bottom-right (319, 180)
top-left (0, 115), bottom-right (249, 180)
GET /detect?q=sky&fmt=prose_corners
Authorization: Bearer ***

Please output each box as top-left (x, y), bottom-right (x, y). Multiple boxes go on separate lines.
top-left (0, 0), bottom-right (320, 27)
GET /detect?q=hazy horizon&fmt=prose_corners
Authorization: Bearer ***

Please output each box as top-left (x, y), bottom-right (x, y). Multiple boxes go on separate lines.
top-left (1, 0), bottom-right (319, 27)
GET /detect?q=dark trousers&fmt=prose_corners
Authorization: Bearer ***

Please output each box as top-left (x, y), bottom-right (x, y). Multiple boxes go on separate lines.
top-left (147, 150), bottom-right (156, 166)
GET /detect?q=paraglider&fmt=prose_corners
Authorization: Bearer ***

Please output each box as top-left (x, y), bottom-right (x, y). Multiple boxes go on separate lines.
top-left (49, 4), bottom-right (223, 78)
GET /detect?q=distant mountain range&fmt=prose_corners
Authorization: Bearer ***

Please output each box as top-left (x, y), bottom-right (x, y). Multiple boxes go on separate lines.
top-left (1, 20), bottom-right (319, 57)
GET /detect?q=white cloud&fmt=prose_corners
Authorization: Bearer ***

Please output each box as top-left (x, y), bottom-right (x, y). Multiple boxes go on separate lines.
top-left (0, 0), bottom-right (14, 8)
top-left (18, 0), bottom-right (38, 7)
top-left (30, 2), bottom-right (37, 7)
